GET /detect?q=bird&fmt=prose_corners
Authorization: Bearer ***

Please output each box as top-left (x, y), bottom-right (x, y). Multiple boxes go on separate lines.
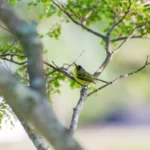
top-left (73, 62), bottom-right (108, 86)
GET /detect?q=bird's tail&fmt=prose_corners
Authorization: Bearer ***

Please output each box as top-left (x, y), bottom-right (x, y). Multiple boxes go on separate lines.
top-left (94, 78), bottom-right (109, 84)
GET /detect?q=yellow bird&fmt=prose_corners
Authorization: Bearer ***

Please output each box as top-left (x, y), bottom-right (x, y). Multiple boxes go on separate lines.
top-left (73, 63), bottom-right (107, 86)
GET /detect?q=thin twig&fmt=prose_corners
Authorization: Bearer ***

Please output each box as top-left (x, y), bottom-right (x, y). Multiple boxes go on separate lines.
top-left (0, 52), bottom-right (25, 57)
top-left (2, 57), bottom-right (27, 65)
top-left (45, 70), bottom-right (57, 78)
top-left (45, 49), bottom-right (86, 82)
top-left (44, 61), bottom-right (77, 83)
top-left (111, 35), bottom-right (150, 42)
top-left (73, 49), bottom-right (85, 64)
top-left (112, 27), bottom-right (138, 55)
top-left (0, 24), bottom-right (12, 34)
top-left (0, 39), bottom-right (17, 56)
top-left (88, 56), bottom-right (150, 97)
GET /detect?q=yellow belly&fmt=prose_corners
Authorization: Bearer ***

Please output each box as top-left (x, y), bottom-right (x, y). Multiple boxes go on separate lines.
top-left (73, 68), bottom-right (91, 86)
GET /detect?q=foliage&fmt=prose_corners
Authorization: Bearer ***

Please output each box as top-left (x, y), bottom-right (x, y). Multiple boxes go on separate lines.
top-left (0, 100), bottom-right (16, 129)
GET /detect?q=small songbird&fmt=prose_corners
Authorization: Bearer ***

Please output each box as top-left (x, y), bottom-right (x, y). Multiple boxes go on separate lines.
top-left (73, 63), bottom-right (107, 86)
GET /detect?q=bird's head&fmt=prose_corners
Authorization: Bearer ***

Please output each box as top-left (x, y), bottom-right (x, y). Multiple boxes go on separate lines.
top-left (74, 62), bottom-right (86, 72)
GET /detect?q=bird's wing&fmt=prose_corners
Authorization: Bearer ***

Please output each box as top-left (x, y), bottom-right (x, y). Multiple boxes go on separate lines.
top-left (77, 72), bottom-right (96, 83)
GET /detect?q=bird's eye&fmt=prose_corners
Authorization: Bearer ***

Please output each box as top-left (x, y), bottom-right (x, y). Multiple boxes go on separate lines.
top-left (78, 65), bottom-right (82, 70)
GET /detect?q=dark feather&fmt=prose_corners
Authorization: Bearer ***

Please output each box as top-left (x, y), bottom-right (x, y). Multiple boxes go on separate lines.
top-left (77, 73), bottom-right (96, 84)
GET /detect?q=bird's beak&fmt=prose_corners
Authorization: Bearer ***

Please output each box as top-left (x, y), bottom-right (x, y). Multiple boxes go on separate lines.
top-left (74, 62), bottom-right (78, 67)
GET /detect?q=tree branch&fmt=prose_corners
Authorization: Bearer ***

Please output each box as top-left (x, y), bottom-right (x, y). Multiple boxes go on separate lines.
top-left (0, 52), bottom-right (82, 85)
top-left (0, 1), bottom-right (52, 150)
top-left (94, 52), bottom-right (112, 77)
top-left (44, 61), bottom-right (76, 82)
top-left (0, 52), bottom-right (48, 150)
top-left (21, 120), bottom-right (48, 150)
top-left (1, 57), bottom-right (27, 65)
top-left (0, 0), bottom-right (46, 97)
top-left (52, 0), bottom-right (106, 41)
top-left (0, 1), bottom-right (85, 150)
top-left (69, 86), bottom-right (87, 134)
top-left (88, 56), bottom-right (150, 96)
top-left (94, 26), bottom-right (138, 77)
top-left (112, 27), bottom-right (138, 55)
top-left (0, 65), bottom-right (84, 150)
top-left (111, 35), bottom-right (150, 42)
